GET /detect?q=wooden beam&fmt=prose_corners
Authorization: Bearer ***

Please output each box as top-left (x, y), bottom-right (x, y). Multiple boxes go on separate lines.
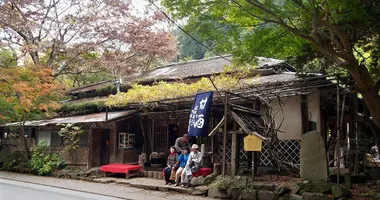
top-left (208, 117), bottom-right (225, 137)
top-left (230, 111), bottom-right (268, 140)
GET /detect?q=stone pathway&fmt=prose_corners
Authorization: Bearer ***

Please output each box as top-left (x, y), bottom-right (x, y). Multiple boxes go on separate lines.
top-left (0, 171), bottom-right (211, 200)
top-left (93, 177), bottom-right (196, 194)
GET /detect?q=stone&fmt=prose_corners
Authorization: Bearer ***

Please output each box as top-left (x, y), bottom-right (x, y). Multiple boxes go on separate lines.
top-left (257, 191), bottom-right (276, 200)
top-left (191, 186), bottom-right (208, 195)
top-left (275, 186), bottom-right (291, 197)
top-left (204, 173), bottom-right (216, 185)
top-left (331, 185), bottom-right (351, 199)
top-left (148, 171), bottom-right (153, 178)
top-left (153, 172), bottom-right (160, 179)
top-left (377, 180), bottom-right (380, 186)
top-left (298, 181), bottom-right (332, 194)
top-left (143, 170), bottom-right (148, 177)
top-left (295, 185), bottom-right (303, 195)
top-left (190, 176), bottom-right (205, 187)
top-left (240, 189), bottom-right (257, 200)
top-left (300, 131), bottom-right (328, 181)
top-left (208, 185), bottom-right (227, 199)
top-left (278, 194), bottom-right (303, 200)
top-left (251, 183), bottom-right (276, 191)
top-left (344, 173), bottom-right (352, 189)
top-left (213, 163), bottom-right (222, 176)
top-left (302, 192), bottom-right (332, 200)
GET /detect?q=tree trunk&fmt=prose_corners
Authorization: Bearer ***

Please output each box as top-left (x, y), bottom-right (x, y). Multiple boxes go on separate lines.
top-left (20, 113), bottom-right (30, 158)
top-left (349, 63), bottom-right (380, 140)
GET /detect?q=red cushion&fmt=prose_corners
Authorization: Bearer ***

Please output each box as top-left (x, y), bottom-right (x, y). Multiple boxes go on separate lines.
top-left (193, 168), bottom-right (212, 177)
top-left (100, 164), bottom-right (142, 174)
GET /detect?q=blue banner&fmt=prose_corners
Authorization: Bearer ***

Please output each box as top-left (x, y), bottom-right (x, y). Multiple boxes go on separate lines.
top-left (187, 91), bottom-right (213, 137)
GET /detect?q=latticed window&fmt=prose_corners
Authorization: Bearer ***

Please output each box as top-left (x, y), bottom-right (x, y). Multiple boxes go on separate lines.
top-left (154, 125), bottom-right (168, 148)
top-left (119, 132), bottom-right (135, 149)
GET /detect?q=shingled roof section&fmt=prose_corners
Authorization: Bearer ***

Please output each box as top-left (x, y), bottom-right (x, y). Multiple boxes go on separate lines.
top-left (125, 55), bottom-right (291, 84)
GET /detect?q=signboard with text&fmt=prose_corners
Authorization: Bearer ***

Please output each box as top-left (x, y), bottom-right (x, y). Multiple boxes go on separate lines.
top-left (187, 91), bottom-right (213, 137)
top-left (244, 134), bottom-right (263, 151)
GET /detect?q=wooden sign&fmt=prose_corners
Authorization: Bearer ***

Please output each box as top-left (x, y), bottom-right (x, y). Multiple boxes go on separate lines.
top-left (244, 134), bottom-right (263, 151)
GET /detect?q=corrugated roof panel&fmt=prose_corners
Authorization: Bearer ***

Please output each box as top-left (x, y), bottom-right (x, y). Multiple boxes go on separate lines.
top-left (1, 110), bottom-right (136, 127)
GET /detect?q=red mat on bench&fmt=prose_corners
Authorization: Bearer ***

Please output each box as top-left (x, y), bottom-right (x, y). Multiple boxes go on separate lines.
top-left (100, 164), bottom-right (142, 174)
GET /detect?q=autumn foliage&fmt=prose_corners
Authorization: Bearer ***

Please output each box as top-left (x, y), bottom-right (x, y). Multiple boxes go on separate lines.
top-left (0, 66), bottom-right (62, 122)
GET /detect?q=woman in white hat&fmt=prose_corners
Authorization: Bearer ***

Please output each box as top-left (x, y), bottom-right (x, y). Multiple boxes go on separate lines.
top-left (182, 144), bottom-right (202, 187)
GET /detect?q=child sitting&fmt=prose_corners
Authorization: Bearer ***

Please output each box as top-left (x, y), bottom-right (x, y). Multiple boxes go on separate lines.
top-left (174, 148), bottom-right (190, 186)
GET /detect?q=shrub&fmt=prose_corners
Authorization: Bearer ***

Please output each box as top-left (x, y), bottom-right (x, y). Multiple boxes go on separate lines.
top-left (29, 140), bottom-right (66, 176)
top-left (0, 151), bottom-right (29, 172)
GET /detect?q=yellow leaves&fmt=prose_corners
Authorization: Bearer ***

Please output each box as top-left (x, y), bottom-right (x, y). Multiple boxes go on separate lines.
top-left (106, 74), bottom-right (244, 107)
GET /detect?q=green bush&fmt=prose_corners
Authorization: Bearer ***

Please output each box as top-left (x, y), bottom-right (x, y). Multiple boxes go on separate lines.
top-left (29, 140), bottom-right (66, 176)
top-left (0, 151), bottom-right (29, 172)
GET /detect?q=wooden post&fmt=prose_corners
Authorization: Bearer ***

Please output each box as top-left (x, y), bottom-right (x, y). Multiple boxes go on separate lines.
top-left (301, 95), bottom-right (309, 134)
top-left (87, 129), bottom-right (93, 169)
top-left (231, 132), bottom-right (237, 176)
top-left (336, 78), bottom-right (340, 185)
top-left (222, 93), bottom-right (229, 176)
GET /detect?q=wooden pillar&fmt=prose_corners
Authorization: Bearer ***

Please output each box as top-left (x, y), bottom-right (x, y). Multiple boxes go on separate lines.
top-left (301, 95), bottom-right (309, 134)
top-left (349, 93), bottom-right (358, 173)
top-left (231, 132), bottom-right (237, 176)
top-left (222, 93), bottom-right (229, 176)
top-left (87, 129), bottom-right (93, 169)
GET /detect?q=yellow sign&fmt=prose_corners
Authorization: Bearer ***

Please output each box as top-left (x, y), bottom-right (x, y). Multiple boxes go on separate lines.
top-left (244, 134), bottom-right (263, 151)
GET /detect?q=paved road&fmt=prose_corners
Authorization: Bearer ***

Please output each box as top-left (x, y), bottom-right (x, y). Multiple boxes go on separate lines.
top-left (0, 178), bottom-right (122, 200)
top-left (0, 172), bottom-right (210, 200)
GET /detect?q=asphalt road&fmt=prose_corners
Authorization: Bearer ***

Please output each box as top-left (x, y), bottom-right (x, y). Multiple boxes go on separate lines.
top-left (0, 178), bottom-right (123, 200)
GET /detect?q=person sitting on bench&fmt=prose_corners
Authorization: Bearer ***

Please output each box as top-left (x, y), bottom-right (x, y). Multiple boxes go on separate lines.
top-left (164, 146), bottom-right (178, 185)
top-left (182, 144), bottom-right (202, 188)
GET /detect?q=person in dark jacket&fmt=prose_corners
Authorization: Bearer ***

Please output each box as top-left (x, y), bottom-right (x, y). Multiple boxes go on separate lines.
top-left (174, 134), bottom-right (191, 154)
top-left (164, 146), bottom-right (178, 185)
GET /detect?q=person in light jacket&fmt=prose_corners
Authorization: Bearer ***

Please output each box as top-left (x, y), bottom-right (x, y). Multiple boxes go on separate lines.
top-left (174, 148), bottom-right (190, 186)
top-left (164, 146), bottom-right (178, 185)
top-left (182, 144), bottom-right (202, 187)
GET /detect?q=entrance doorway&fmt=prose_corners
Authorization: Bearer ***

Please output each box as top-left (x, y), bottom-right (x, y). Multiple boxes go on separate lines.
top-left (91, 129), bottom-right (110, 167)
top-left (101, 129), bottom-right (110, 165)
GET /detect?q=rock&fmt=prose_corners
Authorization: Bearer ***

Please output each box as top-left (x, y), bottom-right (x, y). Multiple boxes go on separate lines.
top-left (148, 171), bottom-right (153, 178)
top-left (190, 176), bottom-right (205, 187)
top-left (208, 184), bottom-right (227, 199)
top-left (300, 131), bottom-right (328, 181)
top-left (191, 186), bottom-right (208, 195)
top-left (204, 173), bottom-right (216, 185)
top-left (344, 173), bottom-right (352, 189)
top-left (85, 170), bottom-right (92, 176)
top-left (239, 189), bottom-right (257, 200)
top-left (298, 181), bottom-right (333, 194)
top-left (295, 185), bottom-right (303, 195)
top-left (251, 183), bottom-right (276, 191)
top-left (377, 180), bottom-right (380, 185)
top-left (153, 171), bottom-right (159, 179)
top-left (278, 194), bottom-right (303, 200)
top-left (143, 170), bottom-right (148, 177)
top-left (302, 192), bottom-right (332, 200)
top-left (331, 185), bottom-right (351, 199)
top-left (276, 186), bottom-right (291, 197)
top-left (257, 191), bottom-right (276, 200)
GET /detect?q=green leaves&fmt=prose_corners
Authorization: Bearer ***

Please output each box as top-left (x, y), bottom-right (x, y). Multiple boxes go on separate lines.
top-left (29, 140), bottom-right (66, 176)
